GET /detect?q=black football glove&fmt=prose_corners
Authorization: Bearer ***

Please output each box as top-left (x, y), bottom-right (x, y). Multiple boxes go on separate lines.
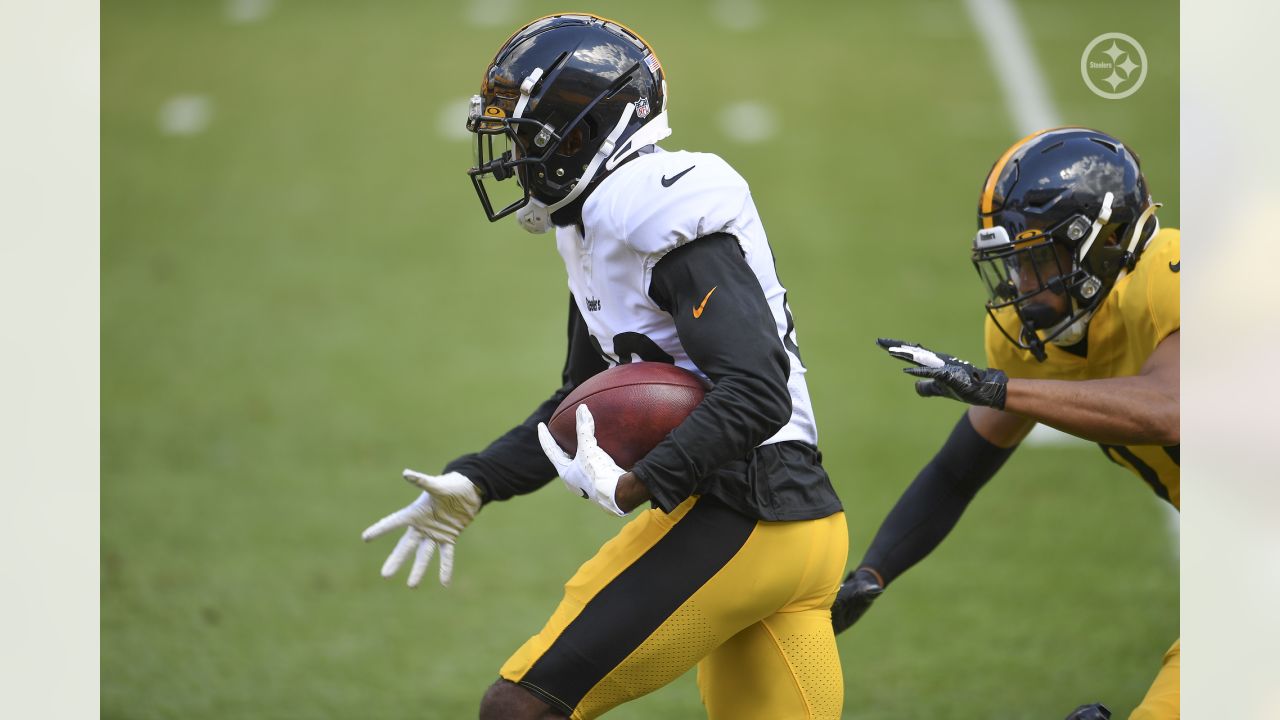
top-left (1064, 703), bottom-right (1111, 720)
top-left (831, 568), bottom-right (884, 635)
top-left (877, 338), bottom-right (1008, 409)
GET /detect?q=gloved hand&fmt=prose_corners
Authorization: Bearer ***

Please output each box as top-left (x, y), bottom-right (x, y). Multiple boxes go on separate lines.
top-left (360, 470), bottom-right (482, 588)
top-left (831, 567), bottom-right (885, 635)
top-left (877, 338), bottom-right (1008, 409)
top-left (1064, 703), bottom-right (1111, 720)
top-left (537, 404), bottom-right (628, 517)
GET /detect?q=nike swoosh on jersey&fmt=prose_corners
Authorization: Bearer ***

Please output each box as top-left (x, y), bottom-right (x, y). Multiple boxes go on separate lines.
top-left (1169, 260), bottom-right (1180, 273)
top-left (692, 286), bottom-right (718, 318)
top-left (661, 165), bottom-right (696, 187)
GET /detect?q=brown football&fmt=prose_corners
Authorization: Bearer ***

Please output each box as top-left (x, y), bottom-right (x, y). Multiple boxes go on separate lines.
top-left (548, 362), bottom-right (709, 469)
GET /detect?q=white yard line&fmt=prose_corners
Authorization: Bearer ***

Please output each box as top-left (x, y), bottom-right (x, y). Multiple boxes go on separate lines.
top-left (711, 0), bottom-right (765, 31)
top-left (438, 97), bottom-right (472, 141)
top-left (464, 0), bottom-right (519, 28)
top-left (226, 0), bottom-right (274, 24)
top-left (158, 95), bottom-right (212, 136)
top-left (718, 100), bottom-right (778, 144)
top-left (961, 0), bottom-right (1058, 135)
top-left (1023, 423), bottom-right (1087, 447)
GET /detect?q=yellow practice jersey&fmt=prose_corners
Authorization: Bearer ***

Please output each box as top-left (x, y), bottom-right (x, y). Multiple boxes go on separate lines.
top-left (985, 228), bottom-right (1181, 508)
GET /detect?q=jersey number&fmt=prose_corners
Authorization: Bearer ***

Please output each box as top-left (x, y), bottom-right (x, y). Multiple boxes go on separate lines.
top-left (589, 332), bottom-right (675, 365)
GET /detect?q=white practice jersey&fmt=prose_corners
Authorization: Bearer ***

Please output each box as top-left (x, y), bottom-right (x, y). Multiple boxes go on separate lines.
top-left (554, 148), bottom-right (817, 448)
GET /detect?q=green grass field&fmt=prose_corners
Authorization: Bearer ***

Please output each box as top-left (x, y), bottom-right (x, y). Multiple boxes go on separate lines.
top-left (102, 1), bottom-right (1178, 717)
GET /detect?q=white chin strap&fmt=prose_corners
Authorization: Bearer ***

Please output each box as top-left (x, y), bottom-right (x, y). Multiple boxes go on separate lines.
top-left (512, 67), bottom-right (543, 121)
top-left (543, 103), bottom-right (634, 216)
top-left (1048, 198), bottom-right (1162, 347)
top-left (1074, 192), bottom-right (1115, 261)
top-left (514, 103), bottom-right (672, 234)
top-left (1113, 202), bottom-right (1163, 283)
top-left (1044, 191), bottom-right (1111, 346)
top-left (605, 109), bottom-right (670, 171)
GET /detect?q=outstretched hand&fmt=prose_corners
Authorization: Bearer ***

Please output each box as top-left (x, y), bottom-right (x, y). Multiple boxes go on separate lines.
top-left (877, 338), bottom-right (1008, 409)
top-left (360, 470), bottom-right (482, 588)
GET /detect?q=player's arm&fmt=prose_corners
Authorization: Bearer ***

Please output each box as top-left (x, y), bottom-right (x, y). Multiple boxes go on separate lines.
top-left (1003, 331), bottom-right (1179, 446)
top-left (832, 407), bottom-right (1025, 633)
top-left (624, 233), bottom-right (793, 513)
top-left (444, 296), bottom-right (609, 503)
top-left (858, 408), bottom-right (1023, 584)
top-left (362, 297), bottom-right (608, 587)
top-left (879, 332), bottom-right (1179, 445)
top-left (967, 405), bottom-right (1037, 446)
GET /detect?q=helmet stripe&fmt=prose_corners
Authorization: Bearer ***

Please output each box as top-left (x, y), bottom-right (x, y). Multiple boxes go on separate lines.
top-left (979, 129), bottom-right (1049, 228)
top-left (978, 127), bottom-right (1087, 228)
top-left (580, 13), bottom-right (662, 72)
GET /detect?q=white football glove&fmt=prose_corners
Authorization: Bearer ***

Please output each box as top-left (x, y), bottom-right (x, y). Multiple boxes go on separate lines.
top-left (537, 404), bottom-right (628, 517)
top-left (360, 470), bottom-right (481, 588)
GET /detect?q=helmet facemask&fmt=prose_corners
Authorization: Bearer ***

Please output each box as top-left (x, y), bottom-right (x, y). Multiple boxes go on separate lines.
top-left (973, 192), bottom-right (1120, 361)
top-left (465, 69), bottom-right (566, 223)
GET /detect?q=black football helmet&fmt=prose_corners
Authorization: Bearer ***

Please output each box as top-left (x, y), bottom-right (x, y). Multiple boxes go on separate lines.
top-left (972, 128), bottom-right (1160, 360)
top-left (465, 13), bottom-right (670, 231)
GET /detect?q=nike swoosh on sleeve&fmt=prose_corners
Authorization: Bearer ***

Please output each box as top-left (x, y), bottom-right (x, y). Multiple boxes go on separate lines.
top-left (692, 286), bottom-right (717, 318)
top-left (661, 165), bottom-right (696, 187)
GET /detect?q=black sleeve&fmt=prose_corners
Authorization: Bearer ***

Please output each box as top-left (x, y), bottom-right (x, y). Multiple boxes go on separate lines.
top-left (631, 233), bottom-right (793, 512)
top-left (859, 413), bottom-right (1016, 585)
top-left (442, 296), bottom-right (607, 504)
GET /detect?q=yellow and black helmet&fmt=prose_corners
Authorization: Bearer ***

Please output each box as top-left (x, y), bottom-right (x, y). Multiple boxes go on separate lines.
top-left (972, 128), bottom-right (1159, 360)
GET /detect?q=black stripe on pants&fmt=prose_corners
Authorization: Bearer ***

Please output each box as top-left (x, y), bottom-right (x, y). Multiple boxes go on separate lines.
top-left (519, 496), bottom-right (756, 714)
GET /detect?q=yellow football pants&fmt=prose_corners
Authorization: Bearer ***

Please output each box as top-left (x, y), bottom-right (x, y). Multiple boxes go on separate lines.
top-left (499, 495), bottom-right (848, 719)
top-left (1130, 639), bottom-right (1179, 720)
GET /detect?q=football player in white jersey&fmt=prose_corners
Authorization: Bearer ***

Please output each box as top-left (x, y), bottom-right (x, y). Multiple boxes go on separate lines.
top-left (361, 14), bottom-right (847, 720)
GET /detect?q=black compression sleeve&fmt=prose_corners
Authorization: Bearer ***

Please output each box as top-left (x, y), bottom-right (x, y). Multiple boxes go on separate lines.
top-left (443, 296), bottom-right (607, 503)
top-left (859, 413), bottom-right (1016, 585)
top-left (631, 233), bottom-right (792, 512)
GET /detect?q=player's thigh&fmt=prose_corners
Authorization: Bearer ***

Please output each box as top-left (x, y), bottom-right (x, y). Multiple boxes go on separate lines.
top-left (1129, 639), bottom-right (1179, 720)
top-left (697, 610), bottom-right (843, 720)
top-left (696, 512), bottom-right (846, 720)
top-left (499, 498), bottom-right (846, 720)
top-left (498, 496), bottom-right (760, 719)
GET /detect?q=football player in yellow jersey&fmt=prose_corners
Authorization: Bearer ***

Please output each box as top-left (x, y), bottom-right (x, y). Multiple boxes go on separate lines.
top-left (829, 128), bottom-right (1179, 720)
